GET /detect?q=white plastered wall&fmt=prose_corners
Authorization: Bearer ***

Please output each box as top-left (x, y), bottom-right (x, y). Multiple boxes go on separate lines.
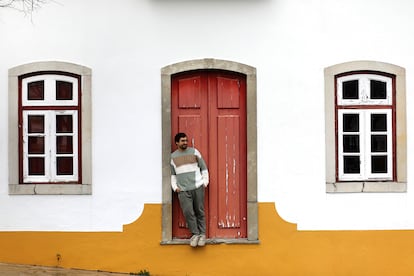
top-left (0, 0), bottom-right (413, 231)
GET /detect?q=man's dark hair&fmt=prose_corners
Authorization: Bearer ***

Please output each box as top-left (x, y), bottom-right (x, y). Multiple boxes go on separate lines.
top-left (174, 132), bottom-right (187, 143)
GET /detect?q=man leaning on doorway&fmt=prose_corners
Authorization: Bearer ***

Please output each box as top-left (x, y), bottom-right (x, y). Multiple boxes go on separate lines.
top-left (170, 132), bottom-right (209, 247)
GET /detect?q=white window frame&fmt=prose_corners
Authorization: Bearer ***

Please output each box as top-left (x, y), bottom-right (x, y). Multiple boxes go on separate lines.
top-left (337, 74), bottom-right (392, 106)
top-left (325, 61), bottom-right (406, 193)
top-left (8, 61), bottom-right (92, 195)
top-left (22, 74), bottom-right (79, 107)
top-left (337, 109), bottom-right (393, 181)
top-left (22, 110), bottom-right (79, 183)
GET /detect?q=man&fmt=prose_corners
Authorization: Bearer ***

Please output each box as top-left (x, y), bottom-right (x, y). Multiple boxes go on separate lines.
top-left (170, 132), bottom-right (209, 247)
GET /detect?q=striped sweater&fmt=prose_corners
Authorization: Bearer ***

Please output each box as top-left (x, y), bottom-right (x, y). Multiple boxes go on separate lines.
top-left (170, 147), bottom-right (209, 192)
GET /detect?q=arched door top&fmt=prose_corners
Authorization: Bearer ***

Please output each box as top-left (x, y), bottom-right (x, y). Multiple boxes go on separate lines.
top-left (161, 58), bottom-right (256, 76)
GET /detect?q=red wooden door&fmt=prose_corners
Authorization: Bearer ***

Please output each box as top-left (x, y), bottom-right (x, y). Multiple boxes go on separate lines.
top-left (171, 70), bottom-right (247, 239)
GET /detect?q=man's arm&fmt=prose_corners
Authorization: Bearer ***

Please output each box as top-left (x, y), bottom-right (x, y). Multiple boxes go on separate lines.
top-left (195, 149), bottom-right (209, 187)
top-left (171, 175), bottom-right (180, 192)
top-left (170, 162), bottom-right (180, 192)
top-left (201, 170), bottom-right (209, 187)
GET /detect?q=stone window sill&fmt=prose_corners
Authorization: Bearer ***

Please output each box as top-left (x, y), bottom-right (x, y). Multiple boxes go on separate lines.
top-left (9, 184), bottom-right (92, 195)
top-left (326, 182), bottom-right (407, 193)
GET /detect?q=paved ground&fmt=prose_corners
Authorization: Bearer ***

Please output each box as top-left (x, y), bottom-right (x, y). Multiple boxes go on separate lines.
top-left (0, 263), bottom-right (130, 275)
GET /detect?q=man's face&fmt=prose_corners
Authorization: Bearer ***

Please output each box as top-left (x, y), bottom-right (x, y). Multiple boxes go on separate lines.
top-left (176, 137), bottom-right (188, 150)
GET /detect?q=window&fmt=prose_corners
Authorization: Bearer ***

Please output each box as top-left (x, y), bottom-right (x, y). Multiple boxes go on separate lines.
top-left (337, 73), bottom-right (393, 181)
top-left (9, 62), bottom-right (92, 195)
top-left (325, 61), bottom-right (406, 193)
top-left (21, 74), bottom-right (80, 183)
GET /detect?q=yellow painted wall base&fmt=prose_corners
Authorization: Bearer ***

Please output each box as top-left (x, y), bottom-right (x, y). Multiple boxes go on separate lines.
top-left (1, 203), bottom-right (414, 275)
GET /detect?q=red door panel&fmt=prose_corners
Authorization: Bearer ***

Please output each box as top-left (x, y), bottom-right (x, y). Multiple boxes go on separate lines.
top-left (217, 116), bottom-right (241, 229)
top-left (171, 71), bottom-right (246, 239)
top-left (178, 77), bottom-right (202, 108)
top-left (217, 76), bottom-right (240, 108)
top-left (208, 73), bottom-right (247, 238)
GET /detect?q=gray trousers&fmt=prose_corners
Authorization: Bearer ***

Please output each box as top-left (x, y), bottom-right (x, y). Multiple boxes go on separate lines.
top-left (177, 186), bottom-right (206, 236)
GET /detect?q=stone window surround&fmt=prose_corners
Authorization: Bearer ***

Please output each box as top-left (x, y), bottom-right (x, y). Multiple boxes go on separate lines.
top-left (325, 60), bottom-right (407, 193)
top-left (8, 61), bottom-right (92, 195)
top-left (161, 58), bottom-right (258, 243)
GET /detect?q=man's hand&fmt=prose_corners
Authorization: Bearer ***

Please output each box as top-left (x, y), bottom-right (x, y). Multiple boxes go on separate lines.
top-left (176, 188), bottom-right (181, 193)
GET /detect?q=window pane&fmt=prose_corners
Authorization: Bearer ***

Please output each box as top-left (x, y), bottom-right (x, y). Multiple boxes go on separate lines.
top-left (371, 156), bottom-right (387, 173)
top-left (56, 81), bottom-right (73, 100)
top-left (28, 137), bottom-right (44, 154)
top-left (371, 114), bottom-right (387, 131)
top-left (371, 135), bottom-right (387, 152)
top-left (28, 81), bottom-right (44, 100)
top-left (28, 115), bottom-right (44, 133)
top-left (370, 80), bottom-right (387, 99)
top-left (344, 156), bottom-right (360, 173)
top-left (342, 80), bottom-right (359, 99)
top-left (343, 135), bottom-right (359, 152)
top-left (57, 136), bottom-right (73, 154)
top-left (28, 157), bottom-right (45, 175)
top-left (56, 115), bottom-right (73, 133)
top-left (57, 157), bottom-right (73, 175)
top-left (343, 114), bottom-right (359, 132)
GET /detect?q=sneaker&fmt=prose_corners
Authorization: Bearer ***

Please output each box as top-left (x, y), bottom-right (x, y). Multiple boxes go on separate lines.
top-left (197, 234), bottom-right (206, 246)
top-left (190, 235), bottom-right (200, 247)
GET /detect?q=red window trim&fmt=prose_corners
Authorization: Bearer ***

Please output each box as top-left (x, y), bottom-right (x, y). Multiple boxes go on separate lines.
top-left (334, 70), bottom-right (396, 182)
top-left (18, 71), bottom-right (82, 184)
